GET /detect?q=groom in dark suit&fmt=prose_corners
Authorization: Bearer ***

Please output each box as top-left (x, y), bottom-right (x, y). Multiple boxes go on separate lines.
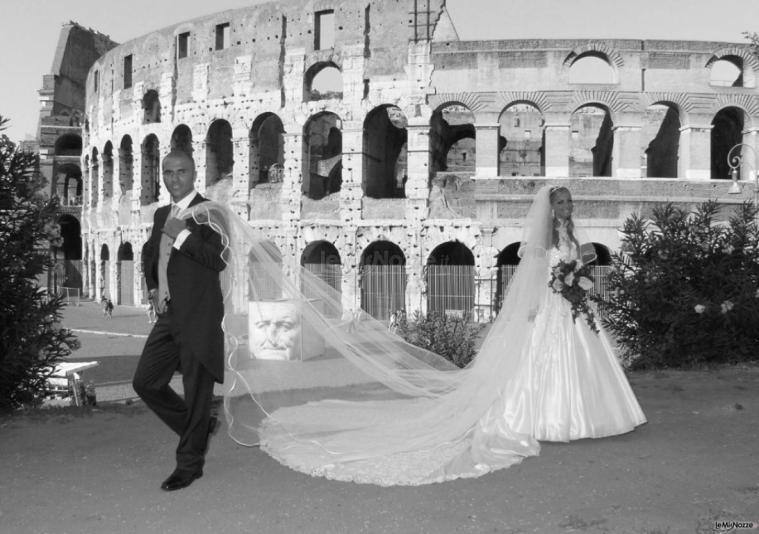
top-left (133, 149), bottom-right (227, 491)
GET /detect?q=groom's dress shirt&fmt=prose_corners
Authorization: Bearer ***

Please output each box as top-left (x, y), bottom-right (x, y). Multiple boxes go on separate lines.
top-left (157, 191), bottom-right (197, 304)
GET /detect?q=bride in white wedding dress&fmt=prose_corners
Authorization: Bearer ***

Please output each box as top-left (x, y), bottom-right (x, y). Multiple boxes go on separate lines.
top-left (191, 184), bottom-right (645, 486)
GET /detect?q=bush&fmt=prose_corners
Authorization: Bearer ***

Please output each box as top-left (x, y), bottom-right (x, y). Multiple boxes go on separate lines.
top-left (0, 117), bottom-right (78, 411)
top-left (395, 311), bottom-right (483, 368)
top-left (598, 200), bottom-right (759, 369)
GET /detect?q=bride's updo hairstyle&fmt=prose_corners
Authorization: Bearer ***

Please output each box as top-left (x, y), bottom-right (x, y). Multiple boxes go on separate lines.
top-left (549, 186), bottom-right (580, 251)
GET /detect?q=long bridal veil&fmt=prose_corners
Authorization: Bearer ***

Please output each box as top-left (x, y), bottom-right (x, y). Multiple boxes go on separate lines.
top-left (182, 186), bottom-right (562, 484)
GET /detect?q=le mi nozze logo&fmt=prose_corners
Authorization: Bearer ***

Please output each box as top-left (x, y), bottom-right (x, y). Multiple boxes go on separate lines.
top-left (713, 520), bottom-right (758, 532)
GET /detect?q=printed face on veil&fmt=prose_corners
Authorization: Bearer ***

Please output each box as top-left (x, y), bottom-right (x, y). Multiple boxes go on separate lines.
top-left (248, 300), bottom-right (301, 360)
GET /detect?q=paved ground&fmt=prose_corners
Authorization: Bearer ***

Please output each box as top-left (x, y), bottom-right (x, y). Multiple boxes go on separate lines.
top-left (0, 301), bottom-right (757, 533)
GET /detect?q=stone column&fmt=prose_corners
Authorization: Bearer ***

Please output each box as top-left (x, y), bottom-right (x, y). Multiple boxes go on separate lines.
top-left (281, 132), bottom-right (303, 225)
top-left (612, 125), bottom-right (642, 179)
top-left (404, 119), bottom-right (431, 223)
top-left (340, 121), bottom-right (363, 222)
top-left (543, 122), bottom-right (570, 177)
top-left (474, 118), bottom-right (500, 178)
top-left (231, 129), bottom-right (250, 219)
top-left (679, 123), bottom-right (712, 180)
top-left (132, 144), bottom-right (144, 207)
top-left (192, 138), bottom-right (207, 195)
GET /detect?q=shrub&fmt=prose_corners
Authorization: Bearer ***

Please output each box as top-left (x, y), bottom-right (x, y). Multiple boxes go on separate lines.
top-left (0, 117), bottom-right (79, 411)
top-left (395, 311), bottom-right (483, 368)
top-left (597, 200), bottom-right (759, 369)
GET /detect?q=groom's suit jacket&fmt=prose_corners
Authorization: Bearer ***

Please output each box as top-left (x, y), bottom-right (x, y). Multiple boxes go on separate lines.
top-left (142, 194), bottom-right (227, 382)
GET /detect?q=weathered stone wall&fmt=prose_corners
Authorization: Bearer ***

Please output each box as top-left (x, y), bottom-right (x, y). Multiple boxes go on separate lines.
top-left (78, 0), bottom-right (759, 319)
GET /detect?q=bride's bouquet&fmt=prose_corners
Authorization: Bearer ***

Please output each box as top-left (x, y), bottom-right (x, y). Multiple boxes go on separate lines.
top-left (548, 260), bottom-right (599, 333)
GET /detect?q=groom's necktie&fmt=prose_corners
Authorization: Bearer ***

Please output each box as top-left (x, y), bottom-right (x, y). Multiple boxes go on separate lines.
top-left (157, 204), bottom-right (179, 306)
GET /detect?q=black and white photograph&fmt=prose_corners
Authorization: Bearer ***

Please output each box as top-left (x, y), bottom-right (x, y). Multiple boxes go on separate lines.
top-left (1, 1), bottom-right (758, 532)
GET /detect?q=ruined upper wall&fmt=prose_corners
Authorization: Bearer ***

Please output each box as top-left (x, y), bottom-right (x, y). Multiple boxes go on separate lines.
top-left (84, 0), bottom-right (443, 122)
top-left (430, 38), bottom-right (758, 100)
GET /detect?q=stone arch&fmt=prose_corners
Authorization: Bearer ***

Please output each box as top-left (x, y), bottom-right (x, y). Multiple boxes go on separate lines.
top-left (712, 106), bottom-right (746, 179)
top-left (102, 141), bottom-right (114, 200)
top-left (170, 124), bottom-right (193, 155)
top-left (100, 243), bottom-right (111, 299)
top-left (140, 134), bottom-right (160, 204)
top-left (249, 113), bottom-right (285, 187)
top-left (56, 214), bottom-right (83, 290)
top-left (304, 62), bottom-right (343, 101)
top-left (425, 241), bottom-right (475, 316)
top-left (301, 240), bottom-right (342, 315)
top-left (563, 42), bottom-right (624, 69)
top-left (55, 133), bottom-right (82, 156)
top-left (119, 135), bottom-right (134, 195)
top-left (303, 112), bottom-right (342, 200)
top-left (429, 102), bottom-right (476, 176)
top-left (117, 241), bottom-right (135, 305)
top-left (642, 102), bottom-right (681, 178)
top-left (498, 102), bottom-right (545, 177)
top-left (569, 103), bottom-right (613, 177)
top-left (591, 242), bottom-right (612, 266)
top-left (142, 89), bottom-right (161, 123)
top-left (54, 163), bottom-right (82, 205)
top-left (206, 119), bottom-right (233, 186)
top-left (363, 105), bottom-right (408, 199)
top-left (360, 241), bottom-right (406, 320)
top-left (706, 47), bottom-right (759, 88)
top-left (494, 242), bottom-right (521, 314)
top-left (568, 52), bottom-right (617, 84)
top-left (90, 147), bottom-right (100, 207)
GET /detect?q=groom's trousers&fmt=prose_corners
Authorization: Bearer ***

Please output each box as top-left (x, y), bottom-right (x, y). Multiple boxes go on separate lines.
top-left (133, 304), bottom-right (215, 472)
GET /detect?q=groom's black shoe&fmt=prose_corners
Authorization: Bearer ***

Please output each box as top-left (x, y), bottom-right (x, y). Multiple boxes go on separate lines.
top-left (160, 468), bottom-right (203, 491)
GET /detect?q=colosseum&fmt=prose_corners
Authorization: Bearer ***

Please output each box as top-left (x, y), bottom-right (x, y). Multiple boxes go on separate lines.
top-left (40, 0), bottom-right (759, 321)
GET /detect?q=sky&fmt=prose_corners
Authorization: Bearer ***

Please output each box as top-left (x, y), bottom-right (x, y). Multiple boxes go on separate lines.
top-left (1, 0), bottom-right (758, 142)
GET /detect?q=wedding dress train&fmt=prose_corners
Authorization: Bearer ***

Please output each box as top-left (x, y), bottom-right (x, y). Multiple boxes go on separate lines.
top-left (196, 185), bottom-right (646, 486)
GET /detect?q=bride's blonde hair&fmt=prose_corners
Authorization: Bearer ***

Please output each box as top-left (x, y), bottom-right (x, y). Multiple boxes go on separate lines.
top-left (549, 186), bottom-right (580, 250)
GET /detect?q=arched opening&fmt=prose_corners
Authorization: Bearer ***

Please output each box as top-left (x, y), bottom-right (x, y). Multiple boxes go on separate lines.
top-left (170, 124), bottom-right (193, 156)
top-left (495, 242), bottom-right (521, 314)
top-left (304, 62), bottom-right (342, 101)
top-left (711, 107), bottom-right (745, 179)
top-left (206, 119), bottom-right (233, 186)
top-left (100, 244), bottom-right (110, 299)
top-left (499, 103), bottom-right (545, 176)
top-left (90, 148), bottom-right (100, 207)
top-left (301, 241), bottom-right (342, 318)
top-left (117, 242), bottom-right (134, 305)
top-left (360, 241), bottom-right (406, 320)
top-left (140, 134), bottom-right (160, 204)
top-left (568, 53), bottom-right (615, 84)
top-left (569, 104), bottom-right (613, 177)
top-left (710, 56), bottom-right (743, 87)
top-left (102, 141), bottom-right (114, 200)
top-left (363, 105), bottom-right (408, 199)
top-left (54, 134), bottom-right (82, 157)
top-left (54, 163), bottom-right (82, 206)
top-left (425, 241), bottom-right (475, 317)
top-left (142, 89), bottom-right (161, 123)
top-left (249, 113), bottom-right (285, 187)
top-left (119, 135), bottom-right (134, 195)
top-left (591, 242), bottom-right (612, 305)
top-left (303, 112), bottom-right (342, 200)
top-left (56, 214), bottom-right (83, 291)
top-left (429, 103), bottom-right (476, 176)
top-left (642, 103), bottom-right (680, 178)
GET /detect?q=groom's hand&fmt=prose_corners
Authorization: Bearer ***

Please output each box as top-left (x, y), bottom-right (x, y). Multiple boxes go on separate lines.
top-left (162, 218), bottom-right (185, 239)
top-left (149, 288), bottom-right (167, 315)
